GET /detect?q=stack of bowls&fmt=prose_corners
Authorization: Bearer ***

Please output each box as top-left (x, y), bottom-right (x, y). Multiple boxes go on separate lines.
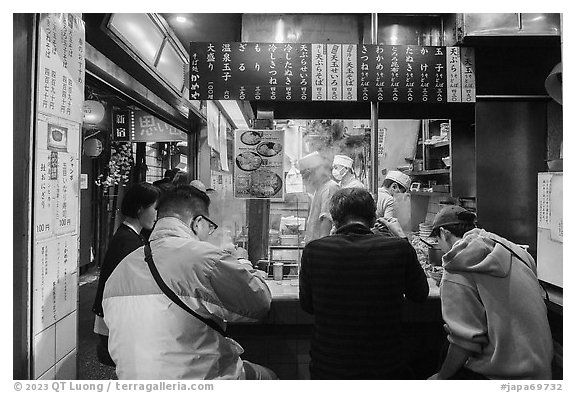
top-left (419, 222), bottom-right (433, 239)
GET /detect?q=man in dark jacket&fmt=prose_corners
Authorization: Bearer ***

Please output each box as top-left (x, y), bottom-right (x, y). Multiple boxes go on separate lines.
top-left (299, 187), bottom-right (429, 379)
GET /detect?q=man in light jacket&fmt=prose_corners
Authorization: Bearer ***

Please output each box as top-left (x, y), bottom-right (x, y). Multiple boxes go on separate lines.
top-left (103, 184), bottom-right (275, 379)
top-left (428, 205), bottom-right (553, 380)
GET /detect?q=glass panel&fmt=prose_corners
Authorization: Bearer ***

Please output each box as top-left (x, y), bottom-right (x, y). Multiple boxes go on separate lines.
top-left (242, 14), bottom-right (363, 43)
top-left (109, 13), bottom-right (164, 64)
top-left (374, 14), bottom-right (443, 45)
top-left (157, 41), bottom-right (185, 91)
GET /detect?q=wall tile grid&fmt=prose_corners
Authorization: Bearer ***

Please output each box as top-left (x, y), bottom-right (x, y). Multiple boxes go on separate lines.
top-left (425, 195), bottom-right (442, 224)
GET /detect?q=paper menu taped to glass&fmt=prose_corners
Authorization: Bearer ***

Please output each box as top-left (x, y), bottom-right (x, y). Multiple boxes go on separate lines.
top-left (550, 174), bottom-right (562, 243)
top-left (537, 173), bottom-right (552, 229)
top-left (234, 129), bottom-right (285, 200)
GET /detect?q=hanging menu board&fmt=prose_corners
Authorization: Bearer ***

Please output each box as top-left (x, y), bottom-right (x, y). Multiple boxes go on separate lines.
top-left (189, 42), bottom-right (475, 103)
top-left (234, 129), bottom-right (285, 200)
top-left (112, 109), bottom-right (188, 142)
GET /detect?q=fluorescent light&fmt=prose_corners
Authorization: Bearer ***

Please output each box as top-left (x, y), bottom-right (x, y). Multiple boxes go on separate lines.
top-left (176, 16), bottom-right (187, 23)
top-left (218, 100), bottom-right (250, 130)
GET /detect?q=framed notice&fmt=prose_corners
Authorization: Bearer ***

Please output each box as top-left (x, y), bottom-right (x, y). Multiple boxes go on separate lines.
top-left (234, 129), bottom-right (285, 200)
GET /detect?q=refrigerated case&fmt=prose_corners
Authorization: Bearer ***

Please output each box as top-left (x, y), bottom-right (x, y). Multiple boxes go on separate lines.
top-left (537, 172), bottom-right (563, 289)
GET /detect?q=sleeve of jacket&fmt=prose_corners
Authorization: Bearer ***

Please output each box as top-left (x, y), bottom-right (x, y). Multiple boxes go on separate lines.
top-left (209, 251), bottom-right (272, 322)
top-left (403, 242), bottom-right (429, 303)
top-left (441, 277), bottom-right (489, 354)
top-left (299, 246), bottom-right (313, 314)
top-left (376, 195), bottom-right (397, 223)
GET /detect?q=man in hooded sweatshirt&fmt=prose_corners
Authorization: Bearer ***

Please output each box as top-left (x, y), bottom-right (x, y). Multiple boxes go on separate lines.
top-left (428, 205), bottom-right (553, 380)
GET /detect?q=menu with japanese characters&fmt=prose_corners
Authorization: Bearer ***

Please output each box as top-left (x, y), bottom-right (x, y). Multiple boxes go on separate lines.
top-left (190, 42), bottom-right (475, 103)
top-left (234, 129), bottom-right (285, 200)
top-left (33, 13), bottom-right (85, 379)
top-left (37, 14), bottom-right (85, 124)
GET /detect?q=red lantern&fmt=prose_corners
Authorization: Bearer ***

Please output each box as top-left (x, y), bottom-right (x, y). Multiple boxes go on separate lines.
top-left (83, 100), bottom-right (105, 125)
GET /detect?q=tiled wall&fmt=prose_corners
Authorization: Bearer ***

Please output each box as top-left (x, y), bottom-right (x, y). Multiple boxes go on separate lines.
top-left (424, 195), bottom-right (443, 224)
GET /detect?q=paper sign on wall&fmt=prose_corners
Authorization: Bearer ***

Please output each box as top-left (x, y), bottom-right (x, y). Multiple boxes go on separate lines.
top-left (234, 129), bottom-right (285, 200)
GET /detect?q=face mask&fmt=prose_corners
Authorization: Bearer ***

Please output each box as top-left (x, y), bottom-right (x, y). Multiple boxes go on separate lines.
top-left (332, 167), bottom-right (346, 181)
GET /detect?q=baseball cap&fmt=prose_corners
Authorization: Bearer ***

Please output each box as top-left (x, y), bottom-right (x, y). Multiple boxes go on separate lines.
top-left (430, 205), bottom-right (477, 237)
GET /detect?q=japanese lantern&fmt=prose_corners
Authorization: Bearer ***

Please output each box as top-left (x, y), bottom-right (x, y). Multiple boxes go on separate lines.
top-left (83, 100), bottom-right (105, 125)
top-left (84, 138), bottom-right (103, 157)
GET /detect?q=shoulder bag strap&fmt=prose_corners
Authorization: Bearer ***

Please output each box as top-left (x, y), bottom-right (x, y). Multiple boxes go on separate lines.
top-left (144, 244), bottom-right (227, 337)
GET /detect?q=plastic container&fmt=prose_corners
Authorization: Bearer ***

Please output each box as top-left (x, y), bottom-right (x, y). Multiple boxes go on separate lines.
top-left (273, 262), bottom-right (284, 281)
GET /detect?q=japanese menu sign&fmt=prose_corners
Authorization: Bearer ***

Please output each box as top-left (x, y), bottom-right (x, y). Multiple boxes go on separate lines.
top-left (234, 129), bottom-right (285, 200)
top-left (32, 235), bottom-right (78, 335)
top-left (37, 13), bottom-right (85, 123)
top-left (32, 13), bottom-right (84, 378)
top-left (112, 109), bottom-right (188, 142)
top-left (538, 173), bottom-right (552, 229)
top-left (189, 42), bottom-right (475, 103)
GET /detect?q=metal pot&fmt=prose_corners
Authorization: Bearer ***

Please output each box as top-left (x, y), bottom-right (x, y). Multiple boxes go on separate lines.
top-left (428, 247), bottom-right (444, 266)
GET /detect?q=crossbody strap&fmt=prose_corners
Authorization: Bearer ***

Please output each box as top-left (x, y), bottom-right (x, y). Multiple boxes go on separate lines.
top-left (144, 244), bottom-right (227, 337)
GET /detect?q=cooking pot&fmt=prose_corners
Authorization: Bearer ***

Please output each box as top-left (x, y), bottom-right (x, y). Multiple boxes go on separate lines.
top-left (428, 247), bottom-right (444, 266)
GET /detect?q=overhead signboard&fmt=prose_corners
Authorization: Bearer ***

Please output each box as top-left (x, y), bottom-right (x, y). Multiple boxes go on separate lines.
top-left (112, 109), bottom-right (188, 142)
top-left (189, 42), bottom-right (475, 103)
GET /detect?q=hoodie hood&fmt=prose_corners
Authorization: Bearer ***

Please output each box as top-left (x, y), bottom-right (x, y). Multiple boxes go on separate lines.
top-left (442, 228), bottom-right (536, 278)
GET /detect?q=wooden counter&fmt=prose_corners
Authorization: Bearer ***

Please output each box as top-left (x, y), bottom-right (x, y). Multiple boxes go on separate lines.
top-left (228, 277), bottom-right (445, 379)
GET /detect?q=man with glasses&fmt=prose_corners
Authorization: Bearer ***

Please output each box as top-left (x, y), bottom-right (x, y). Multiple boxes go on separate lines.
top-left (103, 184), bottom-right (276, 380)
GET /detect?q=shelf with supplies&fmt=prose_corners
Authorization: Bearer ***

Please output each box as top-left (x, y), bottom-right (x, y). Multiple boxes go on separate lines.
top-left (410, 169), bottom-right (450, 176)
top-left (410, 191), bottom-right (451, 196)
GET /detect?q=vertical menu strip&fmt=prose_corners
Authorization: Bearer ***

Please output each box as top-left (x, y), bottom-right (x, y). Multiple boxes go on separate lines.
top-left (461, 47), bottom-right (476, 103)
top-left (327, 44), bottom-right (342, 101)
top-left (447, 47), bottom-right (462, 103)
top-left (343, 44), bottom-right (357, 101)
top-left (312, 44), bottom-right (327, 101)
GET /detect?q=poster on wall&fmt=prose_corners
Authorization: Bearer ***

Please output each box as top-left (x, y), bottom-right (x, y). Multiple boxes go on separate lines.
top-left (32, 235), bottom-right (78, 335)
top-left (32, 13), bottom-right (85, 379)
top-left (36, 14), bottom-right (85, 123)
top-left (550, 173), bottom-right (563, 242)
top-left (34, 114), bottom-right (80, 240)
top-left (234, 129), bottom-right (285, 200)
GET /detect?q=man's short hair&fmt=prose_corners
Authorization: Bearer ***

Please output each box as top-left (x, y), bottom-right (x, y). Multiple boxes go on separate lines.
top-left (157, 184), bottom-right (210, 218)
top-left (330, 188), bottom-right (376, 228)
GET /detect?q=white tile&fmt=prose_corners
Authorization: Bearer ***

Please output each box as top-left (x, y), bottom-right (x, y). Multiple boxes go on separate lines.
top-left (56, 311), bottom-right (77, 361)
top-left (33, 325), bottom-right (56, 379)
top-left (55, 349), bottom-right (76, 380)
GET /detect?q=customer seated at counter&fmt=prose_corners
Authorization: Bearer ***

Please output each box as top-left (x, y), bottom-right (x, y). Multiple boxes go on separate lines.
top-left (299, 187), bottom-right (429, 379)
top-left (428, 206), bottom-right (553, 380)
top-left (102, 184), bottom-right (276, 380)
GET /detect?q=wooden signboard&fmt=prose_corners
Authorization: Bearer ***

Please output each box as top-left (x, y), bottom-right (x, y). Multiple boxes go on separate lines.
top-left (189, 42), bottom-right (475, 103)
top-left (112, 109), bottom-right (188, 142)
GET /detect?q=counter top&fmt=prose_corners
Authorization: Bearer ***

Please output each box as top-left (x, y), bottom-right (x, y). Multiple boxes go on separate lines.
top-left (264, 277), bottom-right (440, 301)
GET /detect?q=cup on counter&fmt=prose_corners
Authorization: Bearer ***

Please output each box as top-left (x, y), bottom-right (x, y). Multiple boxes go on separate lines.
top-left (273, 262), bottom-right (284, 281)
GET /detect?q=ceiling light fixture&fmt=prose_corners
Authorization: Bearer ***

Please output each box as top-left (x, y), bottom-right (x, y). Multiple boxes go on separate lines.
top-left (176, 16), bottom-right (187, 23)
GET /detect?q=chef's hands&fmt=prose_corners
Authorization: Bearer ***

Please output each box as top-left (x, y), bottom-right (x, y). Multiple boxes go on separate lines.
top-left (374, 218), bottom-right (407, 238)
